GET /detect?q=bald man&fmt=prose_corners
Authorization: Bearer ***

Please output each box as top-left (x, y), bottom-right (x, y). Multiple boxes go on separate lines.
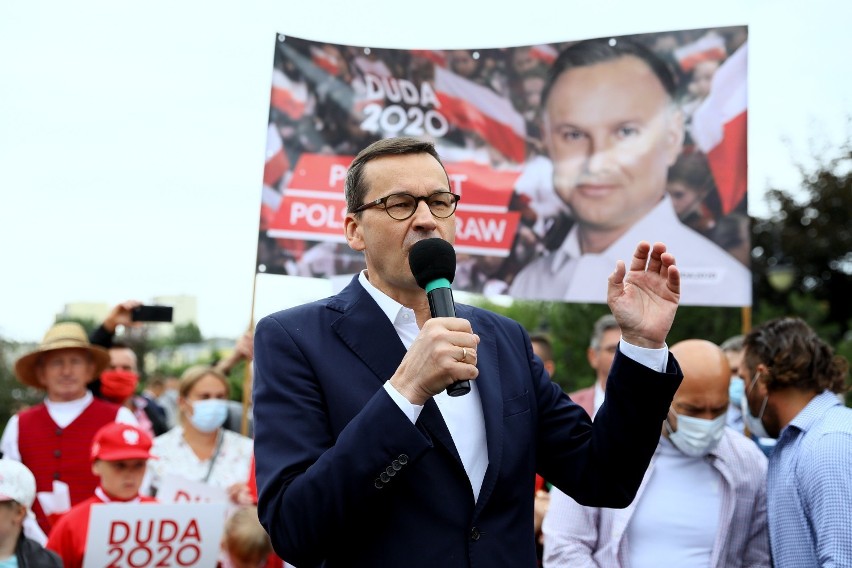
top-left (543, 339), bottom-right (769, 568)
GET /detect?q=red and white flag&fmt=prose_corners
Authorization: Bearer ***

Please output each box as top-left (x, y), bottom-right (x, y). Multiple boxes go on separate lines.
top-left (433, 66), bottom-right (527, 163)
top-left (271, 69), bottom-right (309, 120)
top-left (691, 42), bottom-right (748, 215)
top-left (674, 32), bottom-right (727, 72)
top-left (530, 44), bottom-right (559, 65)
top-left (263, 122), bottom-right (289, 188)
top-left (310, 45), bottom-right (344, 76)
top-left (411, 50), bottom-right (448, 68)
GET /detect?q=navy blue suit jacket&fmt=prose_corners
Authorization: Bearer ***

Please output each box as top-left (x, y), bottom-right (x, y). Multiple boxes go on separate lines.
top-left (253, 276), bottom-right (682, 567)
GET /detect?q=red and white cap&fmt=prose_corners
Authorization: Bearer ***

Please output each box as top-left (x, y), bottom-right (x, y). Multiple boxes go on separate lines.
top-left (90, 423), bottom-right (155, 462)
top-left (0, 459), bottom-right (37, 509)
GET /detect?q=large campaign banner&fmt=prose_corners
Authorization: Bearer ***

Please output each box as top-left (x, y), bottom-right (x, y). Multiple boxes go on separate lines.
top-left (257, 26), bottom-right (751, 306)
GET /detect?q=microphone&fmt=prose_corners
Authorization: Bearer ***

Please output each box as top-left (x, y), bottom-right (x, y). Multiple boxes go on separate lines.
top-left (409, 238), bottom-right (471, 397)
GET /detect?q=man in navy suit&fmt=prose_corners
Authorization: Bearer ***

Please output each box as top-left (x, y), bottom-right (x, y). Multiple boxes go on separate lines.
top-left (253, 136), bottom-right (683, 568)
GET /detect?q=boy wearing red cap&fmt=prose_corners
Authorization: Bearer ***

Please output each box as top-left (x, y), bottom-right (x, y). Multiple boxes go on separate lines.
top-left (46, 422), bottom-right (157, 568)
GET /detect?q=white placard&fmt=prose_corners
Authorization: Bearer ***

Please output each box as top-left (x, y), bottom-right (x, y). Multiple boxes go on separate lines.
top-left (156, 474), bottom-right (230, 504)
top-left (83, 502), bottom-right (227, 568)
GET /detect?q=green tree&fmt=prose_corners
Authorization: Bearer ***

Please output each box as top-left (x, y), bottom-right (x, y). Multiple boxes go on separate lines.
top-left (172, 323), bottom-right (203, 345)
top-left (54, 316), bottom-right (98, 336)
top-left (0, 339), bottom-right (45, 438)
top-left (751, 136), bottom-right (852, 343)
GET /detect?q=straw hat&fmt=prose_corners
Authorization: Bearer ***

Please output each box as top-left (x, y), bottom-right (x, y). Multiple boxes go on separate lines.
top-left (14, 322), bottom-right (110, 389)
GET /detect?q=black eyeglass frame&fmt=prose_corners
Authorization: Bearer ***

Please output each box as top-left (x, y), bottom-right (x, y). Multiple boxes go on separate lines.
top-left (352, 191), bottom-right (461, 220)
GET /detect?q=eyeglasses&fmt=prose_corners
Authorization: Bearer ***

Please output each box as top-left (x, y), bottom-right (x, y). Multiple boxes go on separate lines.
top-left (353, 191), bottom-right (460, 221)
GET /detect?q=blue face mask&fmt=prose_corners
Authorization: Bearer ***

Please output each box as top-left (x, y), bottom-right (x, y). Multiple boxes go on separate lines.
top-left (728, 376), bottom-right (745, 407)
top-left (189, 399), bottom-right (229, 433)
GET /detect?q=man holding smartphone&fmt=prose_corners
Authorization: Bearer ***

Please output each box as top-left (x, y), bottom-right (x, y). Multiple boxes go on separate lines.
top-left (88, 300), bottom-right (170, 436)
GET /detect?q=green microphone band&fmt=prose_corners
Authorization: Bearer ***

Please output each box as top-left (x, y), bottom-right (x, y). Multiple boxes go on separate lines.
top-left (425, 278), bottom-right (452, 294)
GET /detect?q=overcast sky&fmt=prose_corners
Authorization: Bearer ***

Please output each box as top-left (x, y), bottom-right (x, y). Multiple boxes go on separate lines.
top-left (1, 0), bottom-right (849, 342)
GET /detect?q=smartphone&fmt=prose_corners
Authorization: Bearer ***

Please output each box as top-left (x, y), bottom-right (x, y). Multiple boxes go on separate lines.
top-left (131, 305), bottom-right (174, 322)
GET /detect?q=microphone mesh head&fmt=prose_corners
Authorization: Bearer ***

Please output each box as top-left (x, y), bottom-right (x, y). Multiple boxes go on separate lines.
top-left (408, 238), bottom-right (456, 289)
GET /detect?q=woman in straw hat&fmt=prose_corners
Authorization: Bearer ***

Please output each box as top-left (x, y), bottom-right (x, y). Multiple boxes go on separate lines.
top-left (0, 322), bottom-right (138, 536)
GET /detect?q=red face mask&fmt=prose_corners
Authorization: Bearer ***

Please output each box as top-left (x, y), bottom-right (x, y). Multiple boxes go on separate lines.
top-left (100, 369), bottom-right (139, 402)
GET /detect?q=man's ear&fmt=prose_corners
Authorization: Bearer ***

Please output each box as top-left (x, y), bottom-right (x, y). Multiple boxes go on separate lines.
top-left (586, 346), bottom-right (597, 370)
top-left (345, 213), bottom-right (365, 252)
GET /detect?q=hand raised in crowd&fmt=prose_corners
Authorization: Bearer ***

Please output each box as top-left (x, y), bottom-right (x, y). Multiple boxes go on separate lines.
top-left (215, 329), bottom-right (255, 376)
top-left (607, 241), bottom-right (680, 349)
top-left (390, 318), bottom-right (480, 405)
top-left (234, 329), bottom-right (254, 361)
top-left (102, 300), bottom-right (144, 333)
top-left (227, 481), bottom-right (255, 506)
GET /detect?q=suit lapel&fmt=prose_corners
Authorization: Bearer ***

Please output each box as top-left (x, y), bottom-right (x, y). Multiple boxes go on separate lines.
top-left (330, 278), bottom-right (407, 386)
top-left (416, 399), bottom-right (464, 466)
top-left (459, 307), bottom-right (503, 512)
top-left (329, 278), bottom-right (465, 467)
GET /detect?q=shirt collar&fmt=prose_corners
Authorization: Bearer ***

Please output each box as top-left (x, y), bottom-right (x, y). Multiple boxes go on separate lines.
top-left (95, 486), bottom-right (144, 503)
top-left (552, 195), bottom-right (676, 272)
top-left (786, 390), bottom-right (842, 434)
top-left (44, 389), bottom-right (93, 410)
top-left (358, 270), bottom-right (408, 326)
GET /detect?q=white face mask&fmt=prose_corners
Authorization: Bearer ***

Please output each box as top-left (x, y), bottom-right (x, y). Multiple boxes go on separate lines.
top-left (189, 399), bottom-right (229, 433)
top-left (742, 371), bottom-right (772, 439)
top-left (666, 410), bottom-right (727, 457)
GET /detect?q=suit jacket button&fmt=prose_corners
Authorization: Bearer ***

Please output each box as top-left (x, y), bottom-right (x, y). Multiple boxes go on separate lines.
top-left (374, 478), bottom-right (383, 489)
top-left (53, 472), bottom-right (61, 480)
top-left (470, 527), bottom-right (480, 541)
top-left (54, 450), bottom-right (61, 458)
top-left (385, 466), bottom-right (396, 477)
top-left (380, 472), bottom-right (391, 483)
top-left (391, 460), bottom-right (402, 471)
top-left (398, 454), bottom-right (408, 465)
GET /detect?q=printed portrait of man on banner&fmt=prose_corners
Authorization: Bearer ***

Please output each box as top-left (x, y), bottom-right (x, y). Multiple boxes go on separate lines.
top-left (256, 26), bottom-right (751, 307)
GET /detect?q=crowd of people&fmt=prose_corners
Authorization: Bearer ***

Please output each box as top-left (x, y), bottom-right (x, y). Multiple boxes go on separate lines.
top-left (0, 30), bottom-right (848, 565)
top-left (0, 301), bottom-right (281, 567)
top-left (1, 300), bottom-right (848, 566)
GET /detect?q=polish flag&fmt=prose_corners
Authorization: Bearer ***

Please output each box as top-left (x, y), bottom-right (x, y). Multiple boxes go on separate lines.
top-left (530, 44), bottom-right (559, 65)
top-left (433, 66), bottom-right (527, 163)
top-left (691, 42), bottom-right (748, 215)
top-left (674, 32), bottom-right (727, 72)
top-left (411, 50), bottom-right (448, 68)
top-left (310, 45), bottom-right (343, 76)
top-left (270, 69), bottom-right (308, 120)
top-left (263, 123), bottom-right (289, 188)
top-left (260, 185), bottom-right (282, 231)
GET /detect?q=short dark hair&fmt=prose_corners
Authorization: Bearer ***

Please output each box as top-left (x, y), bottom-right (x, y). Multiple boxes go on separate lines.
top-left (542, 38), bottom-right (678, 109)
top-left (529, 333), bottom-right (554, 362)
top-left (743, 317), bottom-right (848, 394)
top-left (344, 137), bottom-right (447, 214)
